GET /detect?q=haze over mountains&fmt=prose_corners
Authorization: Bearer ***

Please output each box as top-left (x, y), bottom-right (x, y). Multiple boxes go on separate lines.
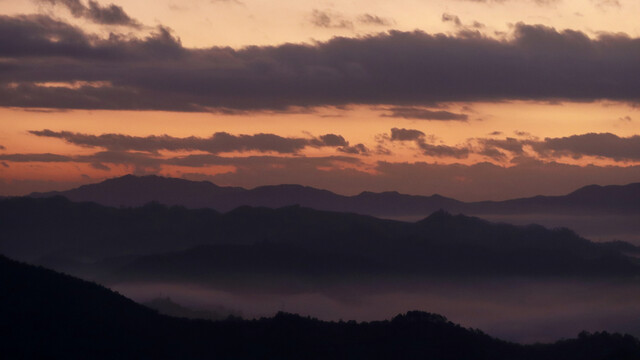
top-left (3, 255), bottom-right (640, 360)
top-left (3, 185), bottom-right (640, 342)
top-left (4, 0), bottom-right (640, 356)
top-left (30, 175), bottom-right (640, 217)
top-left (2, 196), bottom-right (639, 284)
top-left (29, 175), bottom-right (640, 244)
top-left (5, 176), bottom-right (640, 343)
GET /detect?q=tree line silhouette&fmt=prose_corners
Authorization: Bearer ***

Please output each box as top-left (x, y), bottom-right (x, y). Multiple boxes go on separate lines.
top-left (1, 255), bottom-right (639, 360)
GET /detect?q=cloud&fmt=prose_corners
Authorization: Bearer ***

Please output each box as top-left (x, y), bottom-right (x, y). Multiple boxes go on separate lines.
top-left (390, 130), bottom-right (640, 163)
top-left (164, 154), bottom-right (361, 169)
top-left (310, 10), bottom-right (393, 30)
top-left (84, 0), bottom-right (141, 27)
top-left (0, 16), bottom-right (182, 60)
top-left (311, 10), bottom-right (392, 30)
top-left (383, 107), bottom-right (468, 121)
top-left (0, 144), bottom-right (363, 177)
top-left (479, 137), bottom-right (526, 155)
top-left (417, 143), bottom-right (469, 159)
top-left (3, 16), bottom-right (640, 111)
top-left (27, 128), bottom-right (640, 166)
top-left (29, 129), bottom-right (354, 154)
top-left (477, 137), bottom-right (526, 161)
top-left (477, 147), bottom-right (507, 161)
top-left (36, 0), bottom-right (86, 16)
top-left (388, 128), bottom-right (469, 158)
top-left (311, 134), bottom-right (349, 147)
top-left (90, 162), bottom-right (110, 171)
top-left (175, 155), bottom-right (640, 202)
top-left (592, 0), bottom-right (621, 8)
top-left (36, 0), bottom-right (141, 27)
top-left (477, 132), bottom-right (640, 162)
top-left (532, 133), bottom-right (640, 161)
top-left (337, 144), bottom-right (370, 155)
top-left (472, 21), bottom-right (485, 29)
top-left (442, 13), bottom-right (462, 27)
top-left (76, 150), bottom-right (164, 173)
top-left (0, 153), bottom-right (73, 162)
top-left (441, 12), bottom-right (487, 35)
top-left (374, 145), bottom-right (392, 156)
top-left (389, 128), bottom-right (426, 141)
top-left (372, 160), bottom-right (640, 201)
top-left (82, 154), bottom-right (640, 201)
top-left (310, 10), bottom-right (353, 29)
top-left (2, 146), bottom-right (640, 200)
top-left (358, 14), bottom-right (393, 26)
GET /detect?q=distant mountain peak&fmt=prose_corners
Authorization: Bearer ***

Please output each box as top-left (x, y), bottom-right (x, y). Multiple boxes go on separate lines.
top-left (28, 175), bottom-right (640, 217)
top-left (421, 209), bottom-right (459, 222)
top-left (570, 182), bottom-right (640, 194)
top-left (106, 174), bottom-right (219, 187)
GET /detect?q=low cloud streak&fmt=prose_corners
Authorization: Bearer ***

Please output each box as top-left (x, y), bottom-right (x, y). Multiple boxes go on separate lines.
top-left (29, 129), bottom-right (354, 154)
top-left (36, 0), bottom-right (141, 27)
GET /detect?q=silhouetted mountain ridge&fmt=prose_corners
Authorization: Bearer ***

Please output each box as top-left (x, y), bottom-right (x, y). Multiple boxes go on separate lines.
top-left (2, 197), bottom-right (638, 283)
top-left (143, 297), bottom-right (241, 321)
top-left (2, 255), bottom-right (639, 360)
top-left (469, 183), bottom-right (640, 215)
top-left (29, 175), bottom-right (640, 216)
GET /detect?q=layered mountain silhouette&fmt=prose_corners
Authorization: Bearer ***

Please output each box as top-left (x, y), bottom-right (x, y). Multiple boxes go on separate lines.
top-left (30, 175), bottom-right (640, 216)
top-left (2, 196), bottom-right (638, 285)
top-left (143, 297), bottom-right (241, 321)
top-left (2, 254), bottom-right (639, 360)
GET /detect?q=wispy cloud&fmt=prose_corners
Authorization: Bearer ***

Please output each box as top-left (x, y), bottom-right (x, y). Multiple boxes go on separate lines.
top-left (35, 0), bottom-right (142, 27)
top-left (29, 129), bottom-right (355, 154)
top-left (382, 107), bottom-right (468, 121)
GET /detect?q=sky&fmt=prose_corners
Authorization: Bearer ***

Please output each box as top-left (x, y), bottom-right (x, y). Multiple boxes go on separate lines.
top-left (0, 0), bottom-right (639, 201)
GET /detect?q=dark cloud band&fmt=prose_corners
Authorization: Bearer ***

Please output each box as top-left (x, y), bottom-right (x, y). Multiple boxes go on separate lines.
top-left (29, 129), bottom-right (352, 154)
top-left (383, 107), bottom-right (468, 121)
top-left (478, 133), bottom-right (640, 162)
top-left (2, 16), bottom-right (640, 111)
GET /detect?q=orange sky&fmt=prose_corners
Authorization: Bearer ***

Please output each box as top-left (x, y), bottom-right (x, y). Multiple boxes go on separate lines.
top-left (5, 0), bottom-right (640, 47)
top-left (1, 0), bottom-right (639, 200)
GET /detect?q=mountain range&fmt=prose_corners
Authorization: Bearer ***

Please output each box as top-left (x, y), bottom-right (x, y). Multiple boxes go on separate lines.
top-left (2, 196), bottom-right (639, 287)
top-left (29, 175), bottom-right (640, 217)
top-left (2, 254), bottom-right (639, 360)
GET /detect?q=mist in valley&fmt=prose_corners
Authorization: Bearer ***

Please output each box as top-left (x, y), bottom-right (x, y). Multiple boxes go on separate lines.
top-left (112, 277), bottom-right (640, 343)
top-left (3, 195), bottom-right (639, 346)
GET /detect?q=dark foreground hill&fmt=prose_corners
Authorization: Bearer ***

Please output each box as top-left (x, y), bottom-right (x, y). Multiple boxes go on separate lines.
top-left (1, 197), bottom-right (639, 285)
top-left (1, 255), bottom-right (639, 360)
top-left (30, 175), bottom-right (640, 216)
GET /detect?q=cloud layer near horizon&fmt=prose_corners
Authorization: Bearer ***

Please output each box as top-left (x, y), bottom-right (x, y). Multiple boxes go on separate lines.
top-left (2, 14), bottom-right (640, 111)
top-left (2, 152), bottom-right (639, 201)
top-left (1, 128), bottom-right (639, 199)
top-left (16, 128), bottom-right (640, 163)
top-left (28, 129), bottom-right (356, 154)
top-left (1, 3), bottom-right (639, 201)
